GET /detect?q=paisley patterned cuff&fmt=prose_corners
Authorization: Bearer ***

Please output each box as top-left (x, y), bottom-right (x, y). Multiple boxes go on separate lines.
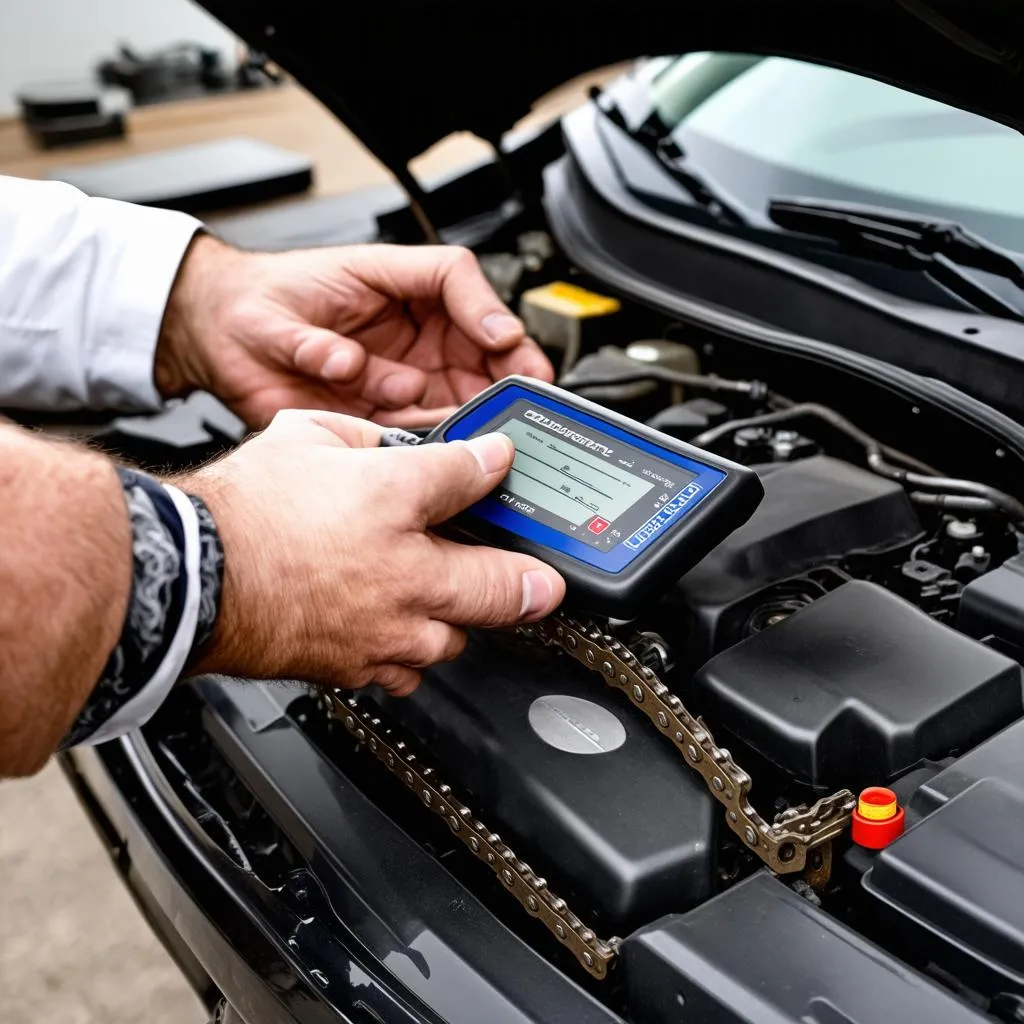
top-left (60, 468), bottom-right (224, 749)
top-left (188, 493), bottom-right (224, 656)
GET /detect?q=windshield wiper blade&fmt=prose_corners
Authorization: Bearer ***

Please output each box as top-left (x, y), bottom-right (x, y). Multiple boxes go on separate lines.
top-left (768, 196), bottom-right (1024, 321)
top-left (589, 86), bottom-right (748, 226)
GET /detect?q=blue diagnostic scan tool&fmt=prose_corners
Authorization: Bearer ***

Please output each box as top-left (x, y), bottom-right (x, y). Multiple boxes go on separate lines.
top-left (398, 376), bottom-right (764, 618)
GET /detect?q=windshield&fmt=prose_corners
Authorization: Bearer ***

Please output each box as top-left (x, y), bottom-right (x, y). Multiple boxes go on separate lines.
top-left (645, 52), bottom-right (1024, 252)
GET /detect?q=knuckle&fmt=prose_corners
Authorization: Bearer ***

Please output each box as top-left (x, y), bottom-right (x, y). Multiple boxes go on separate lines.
top-left (396, 620), bottom-right (464, 668)
top-left (267, 407), bottom-right (314, 432)
top-left (426, 627), bottom-right (465, 665)
top-left (481, 580), bottom-right (520, 624)
top-left (424, 553), bottom-right (463, 613)
top-left (442, 629), bottom-right (468, 662)
top-left (345, 666), bottom-right (375, 690)
top-left (379, 559), bottom-right (422, 612)
top-left (442, 440), bottom-right (483, 484)
top-left (417, 572), bottom-right (449, 614)
top-left (381, 667), bottom-right (422, 697)
top-left (413, 626), bottom-right (447, 667)
top-left (374, 665), bottom-right (402, 688)
top-left (383, 616), bottom-right (418, 657)
top-left (380, 618), bottom-right (419, 660)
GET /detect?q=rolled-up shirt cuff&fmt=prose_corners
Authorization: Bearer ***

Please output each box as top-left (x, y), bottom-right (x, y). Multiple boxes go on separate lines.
top-left (61, 471), bottom-right (224, 750)
top-left (79, 485), bottom-right (201, 745)
top-left (86, 198), bottom-right (202, 412)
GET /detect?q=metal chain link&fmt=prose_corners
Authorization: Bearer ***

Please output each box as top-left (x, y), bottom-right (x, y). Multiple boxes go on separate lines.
top-left (324, 692), bottom-right (619, 980)
top-left (524, 613), bottom-right (856, 875)
top-left (326, 612), bottom-right (856, 980)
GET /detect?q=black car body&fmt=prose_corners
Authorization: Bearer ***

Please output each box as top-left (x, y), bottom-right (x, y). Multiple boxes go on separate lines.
top-left (56, 3), bottom-right (1024, 1022)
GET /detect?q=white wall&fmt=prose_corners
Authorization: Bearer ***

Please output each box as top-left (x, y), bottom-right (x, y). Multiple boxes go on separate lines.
top-left (0, 0), bottom-right (239, 117)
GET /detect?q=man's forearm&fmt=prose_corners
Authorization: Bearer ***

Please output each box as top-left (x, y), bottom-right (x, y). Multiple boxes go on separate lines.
top-left (0, 425), bottom-right (130, 775)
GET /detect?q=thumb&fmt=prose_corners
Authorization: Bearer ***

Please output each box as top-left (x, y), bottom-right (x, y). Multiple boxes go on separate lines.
top-left (350, 245), bottom-right (526, 351)
top-left (399, 433), bottom-right (515, 525)
top-left (435, 247), bottom-right (526, 351)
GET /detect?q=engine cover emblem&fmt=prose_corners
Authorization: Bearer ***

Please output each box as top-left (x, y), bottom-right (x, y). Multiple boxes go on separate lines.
top-left (528, 695), bottom-right (627, 754)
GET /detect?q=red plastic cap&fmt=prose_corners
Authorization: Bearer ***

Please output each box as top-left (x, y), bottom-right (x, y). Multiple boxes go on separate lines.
top-left (851, 786), bottom-right (905, 849)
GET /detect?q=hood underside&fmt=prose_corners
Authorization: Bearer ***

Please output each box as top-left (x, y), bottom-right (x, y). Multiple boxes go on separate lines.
top-left (198, 0), bottom-right (1024, 181)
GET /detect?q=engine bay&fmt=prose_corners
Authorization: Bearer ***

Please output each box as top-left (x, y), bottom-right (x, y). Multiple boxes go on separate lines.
top-left (341, 299), bottom-right (1024, 1013)
top-left (137, 267), bottom-right (1024, 1023)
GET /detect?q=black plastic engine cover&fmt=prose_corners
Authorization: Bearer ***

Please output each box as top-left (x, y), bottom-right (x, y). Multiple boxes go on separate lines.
top-left (373, 635), bottom-right (716, 934)
top-left (622, 871), bottom-right (985, 1024)
top-left (692, 580), bottom-right (1023, 790)
top-left (853, 718), bottom-right (1024, 997)
top-left (864, 777), bottom-right (1024, 996)
top-left (913, 717), bottom-right (1024, 817)
top-left (664, 455), bottom-right (922, 666)
top-left (959, 552), bottom-right (1024, 652)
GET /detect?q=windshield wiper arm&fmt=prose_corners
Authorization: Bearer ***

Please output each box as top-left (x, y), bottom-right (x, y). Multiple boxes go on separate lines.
top-left (589, 86), bottom-right (748, 226)
top-left (768, 196), bottom-right (1024, 321)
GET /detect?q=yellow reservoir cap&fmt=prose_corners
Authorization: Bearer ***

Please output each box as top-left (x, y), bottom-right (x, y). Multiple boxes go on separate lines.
top-left (857, 787), bottom-right (898, 821)
top-left (521, 281), bottom-right (621, 319)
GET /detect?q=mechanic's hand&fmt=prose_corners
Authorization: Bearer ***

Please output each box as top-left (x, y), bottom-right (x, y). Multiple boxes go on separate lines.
top-left (156, 235), bottom-right (553, 428)
top-left (180, 409), bottom-right (565, 696)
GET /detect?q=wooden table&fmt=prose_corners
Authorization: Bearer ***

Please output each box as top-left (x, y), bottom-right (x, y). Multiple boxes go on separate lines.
top-left (2, 85), bottom-right (387, 194)
top-left (0, 69), bottom-right (621, 216)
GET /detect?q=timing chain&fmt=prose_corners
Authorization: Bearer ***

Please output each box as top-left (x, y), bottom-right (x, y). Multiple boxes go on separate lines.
top-left (324, 691), bottom-right (619, 980)
top-left (524, 613), bottom-right (856, 875)
top-left (326, 612), bottom-right (856, 981)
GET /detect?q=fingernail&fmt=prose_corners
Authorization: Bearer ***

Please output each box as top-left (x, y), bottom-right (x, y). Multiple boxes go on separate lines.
top-left (321, 351), bottom-right (353, 380)
top-left (481, 312), bottom-right (522, 344)
top-left (466, 433), bottom-right (513, 475)
top-left (520, 570), bottom-right (554, 619)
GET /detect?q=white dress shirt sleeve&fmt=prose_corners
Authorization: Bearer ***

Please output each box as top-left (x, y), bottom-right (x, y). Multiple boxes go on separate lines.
top-left (0, 174), bottom-right (201, 413)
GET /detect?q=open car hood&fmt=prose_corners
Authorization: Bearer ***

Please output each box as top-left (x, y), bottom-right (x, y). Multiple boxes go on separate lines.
top-left (199, 0), bottom-right (1024, 181)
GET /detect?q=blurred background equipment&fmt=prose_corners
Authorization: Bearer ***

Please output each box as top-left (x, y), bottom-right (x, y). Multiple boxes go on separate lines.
top-left (15, 39), bottom-right (280, 151)
top-left (96, 40), bottom-right (282, 104)
top-left (16, 80), bottom-right (131, 148)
